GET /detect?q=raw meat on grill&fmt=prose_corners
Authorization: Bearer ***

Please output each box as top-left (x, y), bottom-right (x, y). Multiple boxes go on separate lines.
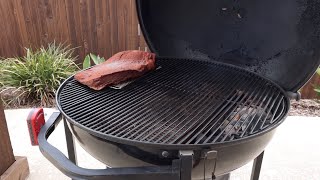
top-left (74, 50), bottom-right (156, 90)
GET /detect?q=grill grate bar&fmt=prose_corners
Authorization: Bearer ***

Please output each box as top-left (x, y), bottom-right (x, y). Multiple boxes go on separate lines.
top-left (243, 91), bottom-right (274, 135)
top-left (82, 85), bottom-right (164, 129)
top-left (59, 85), bottom-right (98, 99)
top-left (249, 91), bottom-right (280, 134)
top-left (66, 83), bottom-right (153, 120)
top-left (149, 74), bottom-right (234, 142)
top-left (114, 91), bottom-right (193, 138)
top-left (75, 68), bottom-right (185, 125)
top-left (105, 63), bottom-right (218, 136)
top-left (60, 91), bottom-right (103, 108)
top-left (102, 64), bottom-right (231, 136)
top-left (238, 89), bottom-right (276, 137)
top-left (133, 67), bottom-right (231, 142)
top-left (103, 88), bottom-right (183, 135)
top-left (227, 87), bottom-right (270, 141)
top-left (152, 70), bottom-right (244, 143)
top-left (208, 88), bottom-right (261, 143)
top-left (217, 85), bottom-right (268, 142)
top-left (95, 65), bottom-right (210, 134)
top-left (79, 70), bottom-right (187, 130)
top-left (146, 63), bottom-right (240, 99)
top-left (270, 98), bottom-right (286, 124)
top-left (259, 94), bottom-right (283, 129)
top-left (181, 77), bottom-right (259, 144)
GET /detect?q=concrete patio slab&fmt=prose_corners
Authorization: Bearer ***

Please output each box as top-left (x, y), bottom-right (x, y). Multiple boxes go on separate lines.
top-left (4, 108), bottom-right (320, 180)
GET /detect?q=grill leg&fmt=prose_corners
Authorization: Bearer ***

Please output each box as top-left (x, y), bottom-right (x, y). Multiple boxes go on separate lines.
top-left (215, 173), bottom-right (230, 180)
top-left (250, 151), bottom-right (264, 180)
top-left (179, 151), bottom-right (193, 180)
top-left (63, 118), bottom-right (77, 165)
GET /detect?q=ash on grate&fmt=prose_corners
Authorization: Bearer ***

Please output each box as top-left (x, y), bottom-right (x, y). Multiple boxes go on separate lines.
top-left (221, 108), bottom-right (272, 139)
top-left (195, 107), bottom-right (273, 143)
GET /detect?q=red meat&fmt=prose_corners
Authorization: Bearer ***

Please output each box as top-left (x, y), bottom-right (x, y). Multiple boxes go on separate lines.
top-left (74, 50), bottom-right (156, 90)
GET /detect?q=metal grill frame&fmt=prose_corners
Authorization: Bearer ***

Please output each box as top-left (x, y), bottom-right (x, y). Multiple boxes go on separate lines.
top-left (56, 58), bottom-right (290, 149)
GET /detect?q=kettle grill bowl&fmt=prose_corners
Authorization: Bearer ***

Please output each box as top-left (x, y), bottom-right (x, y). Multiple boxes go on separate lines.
top-left (57, 58), bottom-right (289, 178)
top-left (67, 121), bottom-right (277, 178)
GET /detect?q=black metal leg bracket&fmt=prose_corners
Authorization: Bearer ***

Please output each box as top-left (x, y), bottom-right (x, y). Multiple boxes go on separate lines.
top-left (179, 150), bottom-right (194, 180)
top-left (38, 112), bottom-right (181, 180)
top-left (63, 118), bottom-right (77, 165)
top-left (250, 151), bottom-right (264, 180)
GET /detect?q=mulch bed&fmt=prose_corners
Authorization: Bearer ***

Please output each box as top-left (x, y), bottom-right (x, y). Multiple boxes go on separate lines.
top-left (289, 99), bottom-right (320, 117)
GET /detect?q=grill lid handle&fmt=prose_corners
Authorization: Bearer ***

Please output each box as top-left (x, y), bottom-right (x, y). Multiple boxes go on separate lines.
top-left (38, 112), bottom-right (181, 180)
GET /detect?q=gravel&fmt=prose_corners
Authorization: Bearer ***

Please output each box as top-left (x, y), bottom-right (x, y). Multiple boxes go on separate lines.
top-left (289, 99), bottom-right (320, 117)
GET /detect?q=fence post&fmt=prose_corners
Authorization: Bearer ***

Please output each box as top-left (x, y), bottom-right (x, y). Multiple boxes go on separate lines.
top-left (0, 102), bottom-right (15, 174)
top-left (0, 102), bottom-right (30, 179)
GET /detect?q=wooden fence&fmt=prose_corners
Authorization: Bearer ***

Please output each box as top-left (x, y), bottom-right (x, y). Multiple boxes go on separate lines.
top-left (0, 0), bottom-right (148, 61)
top-left (0, 0), bottom-right (319, 98)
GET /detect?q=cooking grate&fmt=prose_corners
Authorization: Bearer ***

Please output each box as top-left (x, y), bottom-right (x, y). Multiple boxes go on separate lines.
top-left (57, 58), bottom-right (289, 147)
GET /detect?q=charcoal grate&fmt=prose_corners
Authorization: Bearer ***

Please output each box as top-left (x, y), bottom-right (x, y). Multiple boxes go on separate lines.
top-left (57, 58), bottom-right (289, 147)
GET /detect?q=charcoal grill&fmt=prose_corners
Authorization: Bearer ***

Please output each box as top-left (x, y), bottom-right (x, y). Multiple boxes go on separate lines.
top-left (38, 0), bottom-right (320, 180)
top-left (59, 58), bottom-right (288, 147)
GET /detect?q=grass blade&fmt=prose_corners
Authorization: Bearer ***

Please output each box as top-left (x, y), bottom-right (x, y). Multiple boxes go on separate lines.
top-left (83, 55), bottom-right (91, 69)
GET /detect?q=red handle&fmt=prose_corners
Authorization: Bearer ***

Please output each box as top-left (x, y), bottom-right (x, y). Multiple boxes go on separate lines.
top-left (27, 108), bottom-right (45, 146)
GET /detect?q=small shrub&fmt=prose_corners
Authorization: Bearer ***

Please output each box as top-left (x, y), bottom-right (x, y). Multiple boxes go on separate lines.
top-left (82, 53), bottom-right (105, 69)
top-left (0, 42), bottom-right (79, 107)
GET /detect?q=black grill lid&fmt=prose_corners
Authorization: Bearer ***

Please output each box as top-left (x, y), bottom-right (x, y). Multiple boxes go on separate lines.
top-left (136, 0), bottom-right (320, 92)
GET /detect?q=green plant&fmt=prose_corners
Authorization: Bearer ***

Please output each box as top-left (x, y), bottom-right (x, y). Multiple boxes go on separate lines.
top-left (0, 42), bottom-right (79, 106)
top-left (82, 53), bottom-right (105, 69)
top-left (315, 67), bottom-right (320, 96)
